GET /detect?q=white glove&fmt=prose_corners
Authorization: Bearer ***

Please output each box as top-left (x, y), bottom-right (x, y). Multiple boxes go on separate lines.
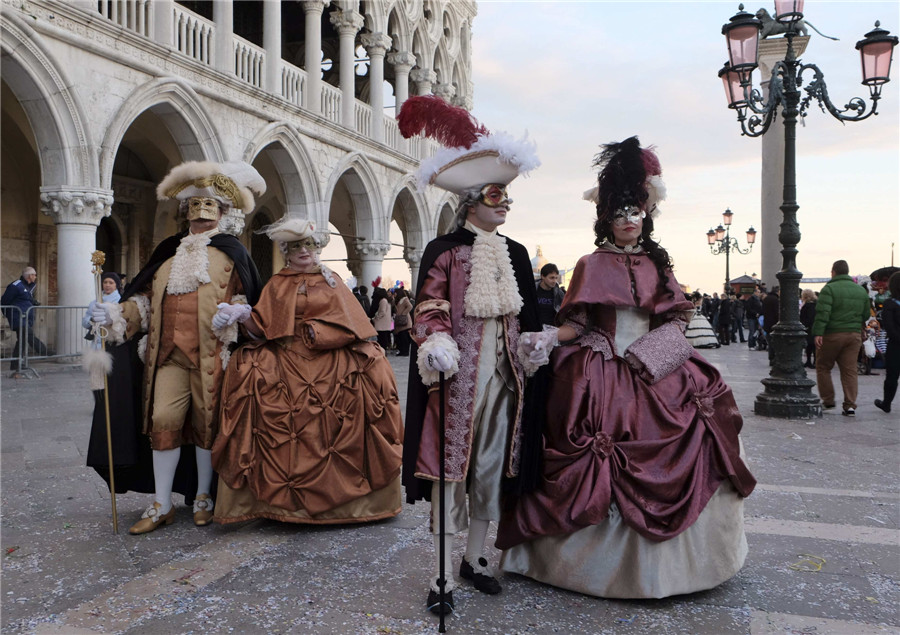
top-left (212, 303), bottom-right (252, 330)
top-left (425, 345), bottom-right (455, 373)
top-left (520, 328), bottom-right (558, 368)
top-left (90, 301), bottom-right (113, 326)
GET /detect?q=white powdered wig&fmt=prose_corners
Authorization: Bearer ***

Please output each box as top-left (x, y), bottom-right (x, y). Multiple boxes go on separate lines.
top-left (416, 131), bottom-right (541, 192)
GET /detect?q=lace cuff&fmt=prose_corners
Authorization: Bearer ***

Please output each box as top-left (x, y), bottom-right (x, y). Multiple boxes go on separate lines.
top-left (416, 331), bottom-right (460, 385)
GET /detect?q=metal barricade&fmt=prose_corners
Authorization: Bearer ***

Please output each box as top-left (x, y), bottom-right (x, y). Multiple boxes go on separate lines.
top-left (18, 305), bottom-right (90, 376)
top-left (0, 304), bottom-right (24, 373)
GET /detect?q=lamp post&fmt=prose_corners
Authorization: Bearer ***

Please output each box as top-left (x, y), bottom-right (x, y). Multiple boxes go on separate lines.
top-left (718, 2), bottom-right (898, 419)
top-left (707, 208), bottom-right (757, 294)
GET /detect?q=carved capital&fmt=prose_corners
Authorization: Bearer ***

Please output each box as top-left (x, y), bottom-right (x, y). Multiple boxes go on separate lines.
top-left (410, 68), bottom-right (437, 85)
top-left (404, 247), bottom-right (424, 265)
top-left (301, 0), bottom-right (329, 16)
top-left (40, 186), bottom-right (114, 226)
top-left (356, 240), bottom-right (392, 258)
top-left (433, 82), bottom-right (456, 101)
top-left (361, 32), bottom-right (392, 56)
top-left (329, 9), bottom-right (364, 35)
top-left (387, 51), bottom-right (416, 71)
top-left (451, 94), bottom-right (473, 110)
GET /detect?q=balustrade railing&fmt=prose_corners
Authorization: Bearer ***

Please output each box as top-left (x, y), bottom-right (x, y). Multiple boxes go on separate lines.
top-left (355, 102), bottom-right (372, 137)
top-left (173, 4), bottom-right (213, 65)
top-left (281, 61), bottom-right (306, 107)
top-left (384, 117), bottom-right (400, 151)
top-left (96, 0), bottom-right (151, 37)
top-left (233, 35), bottom-right (265, 88)
top-left (320, 83), bottom-right (342, 125)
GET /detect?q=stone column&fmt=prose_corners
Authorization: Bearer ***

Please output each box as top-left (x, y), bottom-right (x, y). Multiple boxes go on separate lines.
top-left (213, 0), bottom-right (234, 74)
top-left (410, 68), bottom-right (436, 96)
top-left (302, 0), bottom-right (329, 114)
top-left (263, 0), bottom-right (282, 94)
top-left (40, 187), bottom-right (113, 355)
top-left (758, 36), bottom-right (809, 289)
top-left (152, 0), bottom-right (174, 47)
top-left (433, 82), bottom-right (456, 103)
top-left (387, 51), bottom-right (415, 112)
top-left (330, 8), bottom-right (365, 129)
top-left (355, 240), bottom-right (391, 291)
top-left (361, 32), bottom-right (392, 144)
top-left (404, 247), bottom-right (424, 295)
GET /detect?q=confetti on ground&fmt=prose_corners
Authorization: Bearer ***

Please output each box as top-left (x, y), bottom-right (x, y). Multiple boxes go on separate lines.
top-left (616, 614), bottom-right (637, 624)
top-left (5, 546), bottom-right (20, 555)
top-left (789, 554), bottom-right (826, 572)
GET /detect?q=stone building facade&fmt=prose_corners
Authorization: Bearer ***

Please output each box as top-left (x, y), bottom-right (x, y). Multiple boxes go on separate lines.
top-left (1, 0), bottom-right (476, 310)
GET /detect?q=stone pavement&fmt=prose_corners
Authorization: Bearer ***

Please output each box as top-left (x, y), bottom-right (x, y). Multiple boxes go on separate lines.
top-left (1, 346), bottom-right (897, 634)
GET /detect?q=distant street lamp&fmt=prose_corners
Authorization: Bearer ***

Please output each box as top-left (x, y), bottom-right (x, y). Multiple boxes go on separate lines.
top-left (707, 208), bottom-right (757, 293)
top-left (718, 2), bottom-right (898, 419)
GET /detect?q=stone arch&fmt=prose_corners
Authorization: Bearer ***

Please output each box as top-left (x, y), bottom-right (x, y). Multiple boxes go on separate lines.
top-left (0, 8), bottom-right (95, 187)
top-left (440, 7), bottom-right (460, 57)
top-left (436, 192), bottom-right (457, 236)
top-left (386, 3), bottom-right (409, 53)
top-left (412, 27), bottom-right (433, 72)
top-left (325, 152), bottom-right (384, 243)
top-left (387, 177), bottom-right (429, 253)
top-left (243, 122), bottom-right (321, 220)
top-left (99, 78), bottom-right (223, 189)
top-left (434, 42), bottom-right (452, 85)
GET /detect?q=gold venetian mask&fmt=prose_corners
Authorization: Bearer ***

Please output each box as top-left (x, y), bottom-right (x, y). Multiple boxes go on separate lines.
top-left (186, 196), bottom-right (221, 221)
top-left (286, 237), bottom-right (319, 254)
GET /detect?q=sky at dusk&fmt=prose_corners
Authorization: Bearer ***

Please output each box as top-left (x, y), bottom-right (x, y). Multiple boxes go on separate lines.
top-left (337, 1), bottom-right (900, 295)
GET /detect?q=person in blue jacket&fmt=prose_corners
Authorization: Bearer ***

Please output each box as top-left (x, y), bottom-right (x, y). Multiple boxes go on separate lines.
top-left (1, 267), bottom-right (50, 370)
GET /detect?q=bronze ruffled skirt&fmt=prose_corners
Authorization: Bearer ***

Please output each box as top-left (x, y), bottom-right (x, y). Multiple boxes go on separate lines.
top-left (212, 336), bottom-right (403, 524)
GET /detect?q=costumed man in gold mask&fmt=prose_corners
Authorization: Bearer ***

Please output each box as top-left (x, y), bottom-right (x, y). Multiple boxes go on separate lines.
top-left (91, 160), bottom-right (263, 534)
top-left (397, 96), bottom-right (544, 617)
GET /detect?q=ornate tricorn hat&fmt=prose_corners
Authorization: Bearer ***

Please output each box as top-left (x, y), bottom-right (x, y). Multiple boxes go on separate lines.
top-left (157, 160), bottom-right (266, 213)
top-left (397, 95), bottom-right (540, 194)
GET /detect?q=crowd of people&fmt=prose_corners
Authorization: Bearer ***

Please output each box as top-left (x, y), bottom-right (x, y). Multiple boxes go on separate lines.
top-left (5, 96), bottom-right (889, 623)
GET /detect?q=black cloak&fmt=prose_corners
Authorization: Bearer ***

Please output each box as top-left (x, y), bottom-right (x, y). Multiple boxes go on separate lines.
top-left (401, 226), bottom-right (546, 504)
top-left (86, 232), bottom-right (262, 502)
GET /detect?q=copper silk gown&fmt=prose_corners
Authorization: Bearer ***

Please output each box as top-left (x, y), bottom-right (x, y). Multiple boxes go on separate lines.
top-left (497, 246), bottom-right (756, 598)
top-left (212, 268), bottom-right (403, 524)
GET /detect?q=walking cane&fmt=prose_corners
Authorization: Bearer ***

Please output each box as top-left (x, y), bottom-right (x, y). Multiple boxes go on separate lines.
top-left (91, 251), bottom-right (118, 534)
top-left (438, 370), bottom-right (447, 633)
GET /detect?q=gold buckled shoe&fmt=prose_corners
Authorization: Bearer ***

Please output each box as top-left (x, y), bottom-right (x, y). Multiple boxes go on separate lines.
top-left (128, 502), bottom-right (176, 535)
top-left (193, 494), bottom-right (214, 526)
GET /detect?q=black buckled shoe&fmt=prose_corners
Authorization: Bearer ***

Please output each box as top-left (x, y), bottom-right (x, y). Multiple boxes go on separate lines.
top-left (459, 556), bottom-right (502, 595)
top-left (426, 588), bottom-right (454, 616)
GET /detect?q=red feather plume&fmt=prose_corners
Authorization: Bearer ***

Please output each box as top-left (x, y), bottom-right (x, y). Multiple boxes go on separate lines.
top-left (371, 276), bottom-right (382, 289)
top-left (396, 95), bottom-right (489, 149)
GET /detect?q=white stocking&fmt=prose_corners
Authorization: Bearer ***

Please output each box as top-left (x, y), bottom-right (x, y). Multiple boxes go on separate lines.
top-left (195, 447), bottom-right (213, 497)
top-left (152, 447), bottom-right (181, 514)
top-left (465, 518), bottom-right (490, 563)
top-left (432, 534), bottom-right (455, 583)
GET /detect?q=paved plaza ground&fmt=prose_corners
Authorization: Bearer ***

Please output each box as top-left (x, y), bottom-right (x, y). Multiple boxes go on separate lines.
top-left (1, 345), bottom-right (897, 634)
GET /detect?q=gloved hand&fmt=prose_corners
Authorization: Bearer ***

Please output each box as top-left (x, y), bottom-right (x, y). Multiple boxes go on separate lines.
top-left (212, 303), bottom-right (252, 330)
top-left (520, 328), bottom-right (559, 368)
top-left (90, 301), bottom-right (113, 326)
top-left (425, 345), bottom-right (455, 373)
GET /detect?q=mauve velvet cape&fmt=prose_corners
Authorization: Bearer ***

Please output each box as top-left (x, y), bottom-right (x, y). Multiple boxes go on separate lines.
top-left (212, 269), bottom-right (403, 518)
top-left (496, 249), bottom-right (756, 549)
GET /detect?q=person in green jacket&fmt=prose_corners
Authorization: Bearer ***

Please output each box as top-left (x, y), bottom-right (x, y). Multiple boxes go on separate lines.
top-left (812, 260), bottom-right (872, 416)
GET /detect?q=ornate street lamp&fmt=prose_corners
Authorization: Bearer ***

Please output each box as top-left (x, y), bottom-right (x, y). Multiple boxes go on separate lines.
top-left (718, 4), bottom-right (898, 419)
top-left (707, 208), bottom-right (756, 294)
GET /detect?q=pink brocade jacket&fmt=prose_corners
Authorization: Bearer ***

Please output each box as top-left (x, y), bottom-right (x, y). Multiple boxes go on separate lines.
top-left (411, 244), bottom-right (527, 482)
